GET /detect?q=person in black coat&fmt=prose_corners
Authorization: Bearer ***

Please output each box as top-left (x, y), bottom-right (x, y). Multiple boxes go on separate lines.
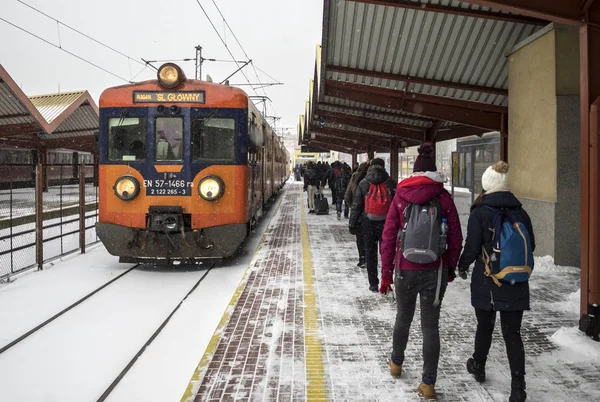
top-left (458, 161), bottom-right (535, 402)
top-left (349, 158), bottom-right (397, 292)
top-left (303, 162), bottom-right (320, 214)
top-left (345, 162), bottom-right (369, 268)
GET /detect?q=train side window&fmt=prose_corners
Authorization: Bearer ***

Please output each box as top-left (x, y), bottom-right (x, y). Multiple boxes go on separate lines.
top-left (192, 118), bottom-right (235, 161)
top-left (108, 117), bottom-right (147, 161)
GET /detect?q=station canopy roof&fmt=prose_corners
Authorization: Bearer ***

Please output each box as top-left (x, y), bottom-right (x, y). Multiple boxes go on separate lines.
top-left (299, 0), bottom-right (549, 153)
top-left (0, 64), bottom-right (98, 153)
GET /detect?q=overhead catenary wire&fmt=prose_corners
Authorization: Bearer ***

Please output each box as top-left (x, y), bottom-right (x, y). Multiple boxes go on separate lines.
top-left (192, 0), bottom-right (256, 94)
top-left (208, 0), bottom-right (280, 118)
top-left (254, 64), bottom-right (281, 84)
top-left (17, 0), bottom-right (146, 68)
top-left (144, 57), bottom-right (247, 64)
top-left (130, 65), bottom-right (149, 81)
top-left (0, 16), bottom-right (131, 83)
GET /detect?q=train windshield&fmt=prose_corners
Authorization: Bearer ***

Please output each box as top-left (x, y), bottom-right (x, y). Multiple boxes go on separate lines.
top-left (107, 117), bottom-right (147, 161)
top-left (192, 118), bottom-right (235, 162)
top-left (155, 117), bottom-right (184, 161)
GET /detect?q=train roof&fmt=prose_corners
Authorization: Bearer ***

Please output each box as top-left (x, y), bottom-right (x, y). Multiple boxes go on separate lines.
top-left (99, 79), bottom-right (249, 109)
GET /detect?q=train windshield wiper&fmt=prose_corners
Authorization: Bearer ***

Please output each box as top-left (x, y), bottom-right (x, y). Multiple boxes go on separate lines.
top-left (115, 109), bottom-right (129, 127)
top-left (198, 112), bottom-right (218, 128)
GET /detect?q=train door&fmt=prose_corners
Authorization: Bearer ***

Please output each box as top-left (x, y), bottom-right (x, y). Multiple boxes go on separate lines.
top-left (248, 116), bottom-right (255, 220)
top-left (249, 114), bottom-right (261, 219)
top-left (261, 124), bottom-right (267, 206)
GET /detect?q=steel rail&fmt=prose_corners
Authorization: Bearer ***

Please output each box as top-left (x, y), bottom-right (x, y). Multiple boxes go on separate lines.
top-left (0, 264), bottom-right (140, 355)
top-left (96, 264), bottom-right (215, 402)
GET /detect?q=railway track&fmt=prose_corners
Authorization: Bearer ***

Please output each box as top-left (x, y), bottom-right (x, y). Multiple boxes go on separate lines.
top-left (0, 263), bottom-right (141, 355)
top-left (0, 261), bottom-right (217, 402)
top-left (0, 262), bottom-right (215, 370)
top-left (96, 263), bottom-right (215, 402)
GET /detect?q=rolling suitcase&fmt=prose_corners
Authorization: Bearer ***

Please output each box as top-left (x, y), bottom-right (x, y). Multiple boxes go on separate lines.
top-left (314, 191), bottom-right (329, 215)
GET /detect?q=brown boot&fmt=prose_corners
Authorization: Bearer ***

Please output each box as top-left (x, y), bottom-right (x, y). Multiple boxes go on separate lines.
top-left (417, 382), bottom-right (437, 400)
top-left (389, 359), bottom-right (402, 377)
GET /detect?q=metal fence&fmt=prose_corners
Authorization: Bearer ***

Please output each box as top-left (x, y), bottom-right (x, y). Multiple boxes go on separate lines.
top-left (0, 163), bottom-right (99, 281)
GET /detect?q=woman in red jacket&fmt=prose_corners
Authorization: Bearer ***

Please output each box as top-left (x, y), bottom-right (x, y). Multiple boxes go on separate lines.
top-left (379, 143), bottom-right (463, 400)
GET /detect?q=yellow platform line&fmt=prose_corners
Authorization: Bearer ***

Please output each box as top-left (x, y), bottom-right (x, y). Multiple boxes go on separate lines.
top-left (300, 193), bottom-right (328, 400)
top-left (180, 200), bottom-right (281, 402)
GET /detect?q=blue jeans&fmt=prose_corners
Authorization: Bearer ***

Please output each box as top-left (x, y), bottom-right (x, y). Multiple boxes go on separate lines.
top-left (335, 199), bottom-right (349, 215)
top-left (392, 267), bottom-right (448, 382)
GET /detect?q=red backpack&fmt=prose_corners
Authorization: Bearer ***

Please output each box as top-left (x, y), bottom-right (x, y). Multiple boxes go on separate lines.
top-left (364, 180), bottom-right (391, 221)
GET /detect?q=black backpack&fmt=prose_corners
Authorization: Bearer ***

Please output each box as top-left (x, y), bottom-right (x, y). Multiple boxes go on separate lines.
top-left (335, 172), bottom-right (350, 193)
top-left (399, 198), bottom-right (444, 264)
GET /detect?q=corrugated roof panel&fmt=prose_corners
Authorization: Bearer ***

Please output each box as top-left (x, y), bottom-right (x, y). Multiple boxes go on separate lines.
top-left (0, 82), bottom-right (36, 126)
top-left (29, 91), bottom-right (84, 124)
top-left (326, 0), bottom-right (544, 107)
top-left (321, 95), bottom-right (435, 128)
top-left (53, 104), bottom-right (98, 135)
top-left (322, 122), bottom-right (395, 139)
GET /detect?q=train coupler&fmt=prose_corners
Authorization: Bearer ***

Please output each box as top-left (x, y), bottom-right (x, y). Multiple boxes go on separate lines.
top-left (194, 229), bottom-right (214, 249)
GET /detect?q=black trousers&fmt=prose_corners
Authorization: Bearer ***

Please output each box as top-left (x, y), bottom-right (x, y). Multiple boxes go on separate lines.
top-left (473, 308), bottom-right (526, 379)
top-left (363, 219), bottom-right (385, 286)
top-left (393, 268), bottom-right (448, 382)
top-left (355, 222), bottom-right (365, 262)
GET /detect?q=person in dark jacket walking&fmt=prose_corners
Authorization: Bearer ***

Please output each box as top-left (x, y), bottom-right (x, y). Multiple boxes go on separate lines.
top-left (458, 161), bottom-right (535, 402)
top-left (334, 164), bottom-right (352, 219)
top-left (345, 162), bottom-right (369, 267)
top-left (349, 158), bottom-right (397, 292)
top-left (303, 161), bottom-right (320, 214)
top-left (328, 161), bottom-right (342, 204)
top-left (379, 143), bottom-right (463, 400)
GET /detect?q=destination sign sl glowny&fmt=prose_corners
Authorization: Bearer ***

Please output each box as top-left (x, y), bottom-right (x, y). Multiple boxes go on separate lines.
top-left (132, 91), bottom-right (205, 104)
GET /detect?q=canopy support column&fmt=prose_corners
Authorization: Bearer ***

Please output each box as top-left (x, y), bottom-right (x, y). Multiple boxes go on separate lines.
top-left (390, 140), bottom-right (399, 182)
top-left (579, 23), bottom-right (600, 341)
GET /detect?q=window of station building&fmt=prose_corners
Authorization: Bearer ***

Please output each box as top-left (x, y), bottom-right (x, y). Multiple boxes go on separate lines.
top-left (192, 118), bottom-right (235, 162)
top-left (79, 153), bottom-right (93, 164)
top-left (107, 117), bottom-right (147, 161)
top-left (155, 117), bottom-right (183, 161)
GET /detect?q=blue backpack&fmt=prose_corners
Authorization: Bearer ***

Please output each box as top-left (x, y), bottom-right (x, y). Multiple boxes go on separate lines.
top-left (482, 207), bottom-right (534, 286)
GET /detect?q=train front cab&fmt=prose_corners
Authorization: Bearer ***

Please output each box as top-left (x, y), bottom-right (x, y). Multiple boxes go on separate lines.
top-left (96, 70), bottom-right (255, 264)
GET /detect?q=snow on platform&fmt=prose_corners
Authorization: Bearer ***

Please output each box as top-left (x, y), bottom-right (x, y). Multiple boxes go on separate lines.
top-left (1, 181), bottom-right (598, 402)
top-left (187, 181), bottom-right (600, 402)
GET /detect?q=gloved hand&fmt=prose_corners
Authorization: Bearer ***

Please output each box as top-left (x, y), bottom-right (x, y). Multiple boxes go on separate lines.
top-left (448, 268), bottom-right (456, 283)
top-left (458, 267), bottom-right (468, 280)
top-left (349, 225), bottom-right (358, 235)
top-left (380, 276), bottom-right (393, 295)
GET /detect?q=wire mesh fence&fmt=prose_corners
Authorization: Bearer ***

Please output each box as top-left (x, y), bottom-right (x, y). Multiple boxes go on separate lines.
top-left (0, 163), bottom-right (99, 281)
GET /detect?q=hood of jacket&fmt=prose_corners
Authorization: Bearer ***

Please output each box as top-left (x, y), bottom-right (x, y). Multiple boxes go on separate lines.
top-left (364, 165), bottom-right (390, 185)
top-left (395, 171), bottom-right (446, 204)
top-left (475, 191), bottom-right (522, 210)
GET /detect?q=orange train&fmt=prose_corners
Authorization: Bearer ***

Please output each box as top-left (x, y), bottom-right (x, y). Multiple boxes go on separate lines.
top-left (95, 63), bottom-right (289, 264)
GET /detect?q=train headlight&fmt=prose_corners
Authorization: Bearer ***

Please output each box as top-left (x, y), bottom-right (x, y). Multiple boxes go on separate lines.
top-left (114, 175), bottom-right (140, 201)
top-left (157, 63), bottom-right (184, 88)
top-left (198, 176), bottom-right (225, 201)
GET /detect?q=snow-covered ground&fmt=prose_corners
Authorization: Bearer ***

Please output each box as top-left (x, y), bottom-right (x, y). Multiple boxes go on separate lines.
top-left (0, 209), bottom-right (99, 278)
top-left (0, 183), bottom-right (98, 220)
top-left (1, 181), bottom-right (599, 402)
top-left (1, 183), bottom-right (100, 278)
top-left (0, 195), bottom-right (282, 402)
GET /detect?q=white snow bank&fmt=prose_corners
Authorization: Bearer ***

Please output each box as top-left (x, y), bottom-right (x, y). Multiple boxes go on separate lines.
top-left (549, 326), bottom-right (600, 363)
top-left (534, 255), bottom-right (579, 273)
top-left (559, 290), bottom-right (581, 315)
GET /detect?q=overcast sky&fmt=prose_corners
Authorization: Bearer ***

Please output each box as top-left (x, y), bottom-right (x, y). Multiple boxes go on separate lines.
top-left (0, 0), bottom-right (323, 137)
